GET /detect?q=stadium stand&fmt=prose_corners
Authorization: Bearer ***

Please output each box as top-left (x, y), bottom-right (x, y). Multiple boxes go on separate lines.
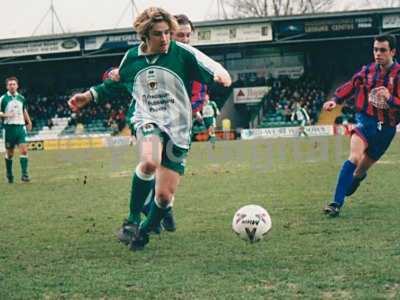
top-left (235, 74), bottom-right (327, 129)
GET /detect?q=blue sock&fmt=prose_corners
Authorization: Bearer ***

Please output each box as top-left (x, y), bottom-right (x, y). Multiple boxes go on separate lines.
top-left (333, 160), bottom-right (356, 207)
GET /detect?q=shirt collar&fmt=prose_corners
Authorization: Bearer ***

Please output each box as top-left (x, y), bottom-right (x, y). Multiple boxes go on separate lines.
top-left (377, 60), bottom-right (397, 71)
top-left (138, 42), bottom-right (170, 56)
top-left (7, 91), bottom-right (19, 97)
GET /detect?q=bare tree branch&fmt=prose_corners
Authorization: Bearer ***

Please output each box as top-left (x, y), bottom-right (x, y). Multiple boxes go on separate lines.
top-left (227, 0), bottom-right (400, 18)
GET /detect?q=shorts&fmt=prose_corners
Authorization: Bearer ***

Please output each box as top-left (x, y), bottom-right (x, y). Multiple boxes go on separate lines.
top-left (351, 113), bottom-right (396, 161)
top-left (135, 123), bottom-right (188, 175)
top-left (203, 117), bottom-right (216, 129)
top-left (4, 124), bottom-right (27, 149)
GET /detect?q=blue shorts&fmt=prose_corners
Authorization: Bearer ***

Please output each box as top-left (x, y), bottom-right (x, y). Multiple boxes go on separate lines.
top-left (352, 113), bottom-right (396, 161)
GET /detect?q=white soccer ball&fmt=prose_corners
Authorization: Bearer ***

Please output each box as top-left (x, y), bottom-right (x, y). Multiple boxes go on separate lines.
top-left (232, 205), bottom-right (272, 243)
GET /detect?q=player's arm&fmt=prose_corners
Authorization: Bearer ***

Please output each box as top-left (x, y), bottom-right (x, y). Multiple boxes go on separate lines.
top-left (0, 97), bottom-right (7, 117)
top-left (213, 102), bottom-right (220, 116)
top-left (323, 79), bottom-right (357, 111)
top-left (290, 111), bottom-right (295, 122)
top-left (126, 98), bottom-right (136, 133)
top-left (68, 90), bottom-right (93, 112)
top-left (386, 95), bottom-right (400, 109)
top-left (0, 111), bottom-right (14, 118)
top-left (384, 74), bottom-right (400, 110)
top-left (304, 108), bottom-right (311, 125)
top-left (185, 45), bottom-right (231, 87)
top-left (68, 52), bottom-right (130, 112)
top-left (323, 68), bottom-right (364, 111)
top-left (69, 79), bottom-right (129, 112)
top-left (23, 109), bottom-right (32, 131)
top-left (194, 111), bottom-right (203, 123)
top-left (369, 77), bottom-right (400, 110)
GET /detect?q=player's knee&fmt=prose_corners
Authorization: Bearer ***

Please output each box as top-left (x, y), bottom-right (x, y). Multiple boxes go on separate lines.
top-left (155, 190), bottom-right (174, 207)
top-left (349, 153), bottom-right (363, 165)
top-left (20, 149), bottom-right (28, 156)
top-left (349, 158), bottom-right (360, 166)
top-left (139, 160), bottom-right (158, 174)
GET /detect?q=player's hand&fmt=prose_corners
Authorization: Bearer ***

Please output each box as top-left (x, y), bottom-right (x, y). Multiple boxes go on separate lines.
top-left (323, 100), bottom-right (337, 111)
top-left (196, 116), bottom-right (204, 123)
top-left (26, 122), bottom-right (32, 132)
top-left (214, 72), bottom-right (232, 87)
top-left (68, 92), bottom-right (91, 112)
top-left (109, 68), bottom-right (120, 82)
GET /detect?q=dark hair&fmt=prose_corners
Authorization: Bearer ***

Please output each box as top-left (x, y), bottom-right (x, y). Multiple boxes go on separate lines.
top-left (174, 14), bottom-right (194, 31)
top-left (5, 76), bottom-right (18, 85)
top-left (374, 34), bottom-right (397, 50)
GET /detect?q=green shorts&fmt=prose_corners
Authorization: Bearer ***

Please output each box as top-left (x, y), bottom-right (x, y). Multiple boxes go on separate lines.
top-left (4, 124), bottom-right (27, 149)
top-left (203, 117), bottom-right (216, 129)
top-left (135, 123), bottom-right (188, 175)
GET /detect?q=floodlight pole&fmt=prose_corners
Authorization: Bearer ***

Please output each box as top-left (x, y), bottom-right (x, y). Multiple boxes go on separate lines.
top-left (206, 0), bottom-right (228, 20)
top-left (32, 0), bottom-right (65, 36)
top-left (115, 0), bottom-right (139, 28)
top-left (216, 0), bottom-right (228, 19)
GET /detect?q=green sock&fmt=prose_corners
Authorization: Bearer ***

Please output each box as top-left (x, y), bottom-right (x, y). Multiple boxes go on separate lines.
top-left (127, 167), bottom-right (155, 225)
top-left (5, 156), bottom-right (13, 178)
top-left (140, 198), bottom-right (171, 234)
top-left (20, 156), bottom-right (28, 177)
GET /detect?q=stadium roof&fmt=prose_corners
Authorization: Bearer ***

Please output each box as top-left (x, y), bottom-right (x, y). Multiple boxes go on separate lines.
top-left (1, 7), bottom-right (400, 45)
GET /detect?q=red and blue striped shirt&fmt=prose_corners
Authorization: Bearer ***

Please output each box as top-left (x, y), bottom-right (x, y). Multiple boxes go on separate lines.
top-left (191, 81), bottom-right (208, 114)
top-left (334, 61), bottom-right (400, 127)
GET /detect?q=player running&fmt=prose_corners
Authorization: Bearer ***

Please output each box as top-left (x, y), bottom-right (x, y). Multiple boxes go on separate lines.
top-left (0, 77), bottom-right (32, 183)
top-left (68, 7), bottom-right (231, 250)
top-left (201, 94), bottom-right (220, 147)
top-left (323, 34), bottom-right (400, 217)
top-left (113, 13), bottom-right (212, 233)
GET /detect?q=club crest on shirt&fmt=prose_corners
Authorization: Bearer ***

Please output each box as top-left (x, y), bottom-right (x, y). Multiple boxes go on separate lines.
top-left (146, 69), bottom-right (158, 91)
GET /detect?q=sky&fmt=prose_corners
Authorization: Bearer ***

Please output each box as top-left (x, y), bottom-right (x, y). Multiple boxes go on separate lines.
top-left (0, 0), bottom-right (227, 39)
top-left (0, 0), bottom-right (394, 40)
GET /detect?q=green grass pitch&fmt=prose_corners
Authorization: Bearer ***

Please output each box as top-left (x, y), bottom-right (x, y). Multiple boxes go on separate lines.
top-left (1, 136), bottom-right (400, 299)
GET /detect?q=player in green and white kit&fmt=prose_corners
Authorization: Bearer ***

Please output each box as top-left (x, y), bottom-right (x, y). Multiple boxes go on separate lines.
top-left (68, 7), bottom-right (231, 250)
top-left (291, 102), bottom-right (311, 137)
top-left (0, 77), bottom-right (32, 183)
top-left (201, 94), bottom-right (220, 147)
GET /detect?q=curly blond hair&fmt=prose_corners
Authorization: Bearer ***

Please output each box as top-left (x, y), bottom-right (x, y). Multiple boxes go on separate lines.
top-left (134, 7), bottom-right (179, 42)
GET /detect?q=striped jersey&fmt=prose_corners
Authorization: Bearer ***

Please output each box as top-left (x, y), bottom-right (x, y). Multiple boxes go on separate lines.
top-left (333, 62), bottom-right (400, 127)
top-left (191, 81), bottom-right (208, 114)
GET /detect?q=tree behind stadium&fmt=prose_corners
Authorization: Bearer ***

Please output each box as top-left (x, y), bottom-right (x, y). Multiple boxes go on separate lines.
top-left (227, 0), bottom-right (400, 18)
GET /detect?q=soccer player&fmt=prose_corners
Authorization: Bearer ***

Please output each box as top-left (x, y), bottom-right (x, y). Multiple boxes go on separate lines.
top-left (114, 14), bottom-right (210, 233)
top-left (68, 7), bottom-right (231, 250)
top-left (291, 102), bottom-right (310, 137)
top-left (201, 94), bottom-right (220, 147)
top-left (172, 14), bottom-right (209, 117)
top-left (0, 77), bottom-right (32, 183)
top-left (323, 34), bottom-right (400, 217)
